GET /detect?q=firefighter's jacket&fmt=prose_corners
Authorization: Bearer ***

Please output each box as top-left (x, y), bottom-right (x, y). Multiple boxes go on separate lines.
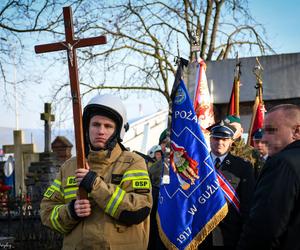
top-left (40, 144), bottom-right (152, 250)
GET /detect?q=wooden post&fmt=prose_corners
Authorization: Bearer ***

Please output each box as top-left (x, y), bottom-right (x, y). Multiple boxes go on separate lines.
top-left (34, 6), bottom-right (107, 198)
top-left (247, 58), bottom-right (264, 145)
top-left (234, 58), bottom-right (241, 117)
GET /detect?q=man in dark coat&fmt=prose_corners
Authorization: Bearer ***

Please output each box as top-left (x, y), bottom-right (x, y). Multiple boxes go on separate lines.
top-left (147, 130), bottom-right (168, 250)
top-left (237, 104), bottom-right (300, 250)
top-left (199, 121), bottom-right (255, 249)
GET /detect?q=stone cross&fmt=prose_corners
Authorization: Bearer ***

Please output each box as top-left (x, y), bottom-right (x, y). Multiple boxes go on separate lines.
top-left (40, 103), bottom-right (55, 153)
top-left (3, 130), bottom-right (35, 196)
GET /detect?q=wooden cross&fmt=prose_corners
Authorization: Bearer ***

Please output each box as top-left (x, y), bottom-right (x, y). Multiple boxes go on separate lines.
top-left (40, 103), bottom-right (55, 153)
top-left (3, 130), bottom-right (35, 196)
top-left (35, 6), bottom-right (107, 198)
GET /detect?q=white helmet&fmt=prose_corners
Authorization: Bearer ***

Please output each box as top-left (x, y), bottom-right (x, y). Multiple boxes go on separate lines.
top-left (147, 145), bottom-right (162, 159)
top-left (82, 94), bottom-right (129, 153)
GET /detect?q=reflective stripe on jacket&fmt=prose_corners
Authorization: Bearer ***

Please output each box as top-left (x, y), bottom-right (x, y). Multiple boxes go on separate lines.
top-left (40, 143), bottom-right (152, 250)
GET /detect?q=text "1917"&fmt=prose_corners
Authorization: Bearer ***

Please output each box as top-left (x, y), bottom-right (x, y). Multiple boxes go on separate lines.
top-left (177, 227), bottom-right (191, 244)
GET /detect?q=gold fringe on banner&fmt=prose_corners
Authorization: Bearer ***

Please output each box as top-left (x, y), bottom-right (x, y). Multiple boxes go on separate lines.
top-left (157, 203), bottom-right (228, 250)
top-left (157, 213), bottom-right (178, 250)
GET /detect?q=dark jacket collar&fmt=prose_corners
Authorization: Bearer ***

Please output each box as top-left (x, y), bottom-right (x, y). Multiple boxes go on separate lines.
top-left (282, 140), bottom-right (300, 152)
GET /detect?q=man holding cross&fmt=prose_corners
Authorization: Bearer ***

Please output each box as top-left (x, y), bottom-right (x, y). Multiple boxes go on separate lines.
top-left (36, 7), bottom-right (151, 249)
top-left (40, 94), bottom-right (152, 249)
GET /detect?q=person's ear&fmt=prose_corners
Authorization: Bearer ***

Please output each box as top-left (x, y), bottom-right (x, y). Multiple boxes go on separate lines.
top-left (292, 124), bottom-right (300, 140)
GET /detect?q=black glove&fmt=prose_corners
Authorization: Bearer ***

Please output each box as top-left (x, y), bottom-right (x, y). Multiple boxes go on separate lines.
top-left (79, 171), bottom-right (97, 193)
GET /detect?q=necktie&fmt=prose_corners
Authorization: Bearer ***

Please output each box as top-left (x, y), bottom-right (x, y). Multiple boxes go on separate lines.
top-left (215, 157), bottom-right (221, 169)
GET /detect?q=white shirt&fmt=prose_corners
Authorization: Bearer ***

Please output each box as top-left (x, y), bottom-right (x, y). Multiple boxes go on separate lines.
top-left (210, 152), bottom-right (228, 165)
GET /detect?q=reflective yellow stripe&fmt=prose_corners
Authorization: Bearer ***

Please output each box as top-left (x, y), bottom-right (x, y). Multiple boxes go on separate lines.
top-left (120, 170), bottom-right (150, 185)
top-left (51, 179), bottom-right (62, 192)
top-left (123, 170), bottom-right (149, 177)
top-left (50, 206), bottom-right (61, 233)
top-left (50, 184), bottom-right (61, 193)
top-left (65, 194), bottom-right (76, 200)
top-left (50, 205), bottom-right (67, 234)
top-left (105, 187), bottom-right (120, 213)
top-left (54, 179), bottom-right (61, 185)
top-left (111, 189), bottom-right (125, 216)
top-left (64, 187), bottom-right (78, 192)
top-left (64, 187), bottom-right (78, 200)
top-left (105, 186), bottom-right (126, 217)
top-left (54, 206), bottom-right (67, 233)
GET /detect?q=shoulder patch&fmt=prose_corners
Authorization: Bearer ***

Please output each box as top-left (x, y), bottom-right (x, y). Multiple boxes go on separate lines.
top-left (66, 176), bottom-right (77, 186)
top-left (44, 187), bottom-right (55, 199)
top-left (132, 179), bottom-right (150, 189)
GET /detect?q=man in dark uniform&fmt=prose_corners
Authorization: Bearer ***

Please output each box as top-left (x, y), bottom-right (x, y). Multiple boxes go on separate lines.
top-left (237, 104), bottom-right (300, 250)
top-left (252, 128), bottom-right (268, 178)
top-left (199, 120), bottom-right (255, 249)
top-left (252, 128), bottom-right (268, 160)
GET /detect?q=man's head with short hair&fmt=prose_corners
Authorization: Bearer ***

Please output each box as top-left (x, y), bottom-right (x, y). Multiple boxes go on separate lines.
top-left (252, 128), bottom-right (268, 157)
top-left (263, 104), bottom-right (300, 156)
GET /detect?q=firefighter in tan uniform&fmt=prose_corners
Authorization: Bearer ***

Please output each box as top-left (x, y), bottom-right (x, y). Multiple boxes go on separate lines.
top-left (40, 94), bottom-right (152, 250)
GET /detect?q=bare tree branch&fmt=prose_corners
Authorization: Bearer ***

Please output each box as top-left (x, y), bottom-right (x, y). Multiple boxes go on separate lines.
top-left (0, 0), bottom-right (274, 124)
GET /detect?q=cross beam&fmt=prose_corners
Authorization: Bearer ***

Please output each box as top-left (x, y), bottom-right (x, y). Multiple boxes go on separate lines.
top-left (35, 6), bottom-right (107, 198)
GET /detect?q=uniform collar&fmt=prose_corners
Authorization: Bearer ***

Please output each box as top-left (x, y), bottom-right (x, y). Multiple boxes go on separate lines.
top-left (210, 152), bottom-right (228, 164)
top-left (88, 143), bottom-right (122, 164)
